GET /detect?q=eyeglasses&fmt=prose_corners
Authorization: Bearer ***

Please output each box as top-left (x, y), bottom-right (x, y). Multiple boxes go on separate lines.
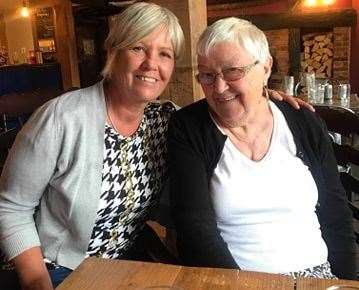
top-left (196, 60), bottom-right (259, 85)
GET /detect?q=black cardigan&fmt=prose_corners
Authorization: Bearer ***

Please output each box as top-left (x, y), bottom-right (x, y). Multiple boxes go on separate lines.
top-left (168, 99), bottom-right (356, 279)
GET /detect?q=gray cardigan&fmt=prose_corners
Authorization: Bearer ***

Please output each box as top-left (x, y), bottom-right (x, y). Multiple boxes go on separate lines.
top-left (0, 81), bottom-right (107, 270)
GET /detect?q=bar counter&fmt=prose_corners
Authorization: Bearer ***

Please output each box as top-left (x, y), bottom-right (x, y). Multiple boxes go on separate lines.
top-left (0, 63), bottom-right (63, 95)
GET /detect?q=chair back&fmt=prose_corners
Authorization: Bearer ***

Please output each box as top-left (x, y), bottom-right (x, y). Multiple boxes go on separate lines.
top-left (315, 106), bottom-right (359, 136)
top-left (0, 127), bottom-right (20, 174)
top-left (314, 105), bottom-right (359, 244)
top-left (314, 105), bottom-right (359, 166)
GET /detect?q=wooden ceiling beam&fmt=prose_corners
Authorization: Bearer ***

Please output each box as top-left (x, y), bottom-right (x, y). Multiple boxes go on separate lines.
top-left (207, 0), bottom-right (279, 7)
top-left (208, 8), bottom-right (357, 30)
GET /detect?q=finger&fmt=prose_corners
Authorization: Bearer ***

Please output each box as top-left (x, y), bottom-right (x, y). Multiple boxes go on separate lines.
top-left (278, 92), bottom-right (301, 109)
top-left (287, 97), bottom-right (300, 110)
top-left (296, 98), bottom-right (315, 112)
top-left (268, 89), bottom-right (283, 101)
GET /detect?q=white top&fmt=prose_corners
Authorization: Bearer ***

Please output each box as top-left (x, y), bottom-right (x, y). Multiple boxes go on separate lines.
top-left (209, 101), bottom-right (328, 273)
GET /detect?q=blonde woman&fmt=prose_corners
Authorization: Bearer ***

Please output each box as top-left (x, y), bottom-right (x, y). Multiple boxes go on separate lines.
top-left (0, 3), bottom-right (183, 290)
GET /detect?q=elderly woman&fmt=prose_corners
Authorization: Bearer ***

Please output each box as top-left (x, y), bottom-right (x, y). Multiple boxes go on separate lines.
top-left (169, 17), bottom-right (356, 280)
top-left (0, 3), bottom-right (183, 290)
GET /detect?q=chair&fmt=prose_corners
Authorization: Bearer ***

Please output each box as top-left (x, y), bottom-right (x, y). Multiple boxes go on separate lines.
top-left (149, 178), bottom-right (180, 262)
top-left (0, 87), bottom-right (79, 131)
top-left (314, 105), bottom-right (359, 244)
top-left (0, 127), bottom-right (20, 174)
top-left (142, 222), bottom-right (178, 264)
top-left (1, 114), bottom-right (24, 132)
top-left (0, 114), bottom-right (5, 132)
top-left (0, 88), bottom-right (70, 173)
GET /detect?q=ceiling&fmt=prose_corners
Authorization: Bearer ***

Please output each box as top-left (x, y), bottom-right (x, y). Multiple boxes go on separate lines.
top-left (0, 0), bottom-right (278, 16)
top-left (0, 0), bottom-right (267, 10)
top-left (0, 0), bottom-right (22, 12)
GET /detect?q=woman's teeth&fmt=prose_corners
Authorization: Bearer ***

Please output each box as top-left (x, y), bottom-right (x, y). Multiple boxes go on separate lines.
top-left (218, 96), bottom-right (236, 102)
top-left (137, 76), bottom-right (157, 83)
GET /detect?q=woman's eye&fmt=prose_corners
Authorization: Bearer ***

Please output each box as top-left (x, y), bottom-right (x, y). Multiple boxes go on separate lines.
top-left (160, 51), bottom-right (173, 59)
top-left (201, 73), bottom-right (213, 78)
top-left (132, 46), bottom-right (145, 52)
top-left (226, 67), bottom-right (240, 72)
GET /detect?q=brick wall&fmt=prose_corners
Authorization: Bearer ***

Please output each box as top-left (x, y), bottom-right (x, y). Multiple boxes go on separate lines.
top-left (333, 26), bottom-right (351, 83)
top-left (263, 26), bottom-right (351, 91)
top-left (264, 29), bottom-right (290, 90)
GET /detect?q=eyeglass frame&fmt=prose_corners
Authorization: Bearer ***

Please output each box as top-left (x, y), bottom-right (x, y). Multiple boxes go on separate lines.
top-left (196, 60), bottom-right (259, 85)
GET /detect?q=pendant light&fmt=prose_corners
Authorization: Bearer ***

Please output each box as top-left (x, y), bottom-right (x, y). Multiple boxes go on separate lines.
top-left (20, 0), bottom-right (30, 18)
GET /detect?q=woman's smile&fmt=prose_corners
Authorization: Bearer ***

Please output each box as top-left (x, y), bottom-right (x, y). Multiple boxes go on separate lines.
top-left (135, 75), bottom-right (158, 83)
top-left (214, 94), bottom-right (237, 102)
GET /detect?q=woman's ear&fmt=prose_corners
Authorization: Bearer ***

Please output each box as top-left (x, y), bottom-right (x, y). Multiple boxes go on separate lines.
top-left (263, 57), bottom-right (273, 81)
top-left (107, 48), bottom-right (115, 60)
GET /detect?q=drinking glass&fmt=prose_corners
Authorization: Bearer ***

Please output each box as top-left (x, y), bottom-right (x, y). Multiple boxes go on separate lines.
top-left (338, 84), bottom-right (351, 100)
top-left (305, 73), bottom-right (316, 102)
top-left (315, 83), bottom-right (325, 103)
top-left (324, 84), bottom-right (333, 103)
top-left (283, 76), bottom-right (294, 96)
top-left (338, 84), bottom-right (350, 106)
top-left (294, 72), bottom-right (316, 100)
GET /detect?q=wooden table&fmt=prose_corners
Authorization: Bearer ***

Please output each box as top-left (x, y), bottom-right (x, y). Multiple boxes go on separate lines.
top-left (56, 258), bottom-right (359, 290)
top-left (57, 257), bottom-right (294, 290)
top-left (296, 277), bottom-right (359, 290)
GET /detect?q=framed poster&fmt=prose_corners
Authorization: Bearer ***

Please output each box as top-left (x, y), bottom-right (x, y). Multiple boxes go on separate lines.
top-left (35, 7), bottom-right (56, 52)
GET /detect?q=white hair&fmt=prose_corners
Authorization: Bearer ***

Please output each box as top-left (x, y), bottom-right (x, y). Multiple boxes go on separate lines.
top-left (197, 17), bottom-right (271, 64)
top-left (102, 2), bottom-right (185, 79)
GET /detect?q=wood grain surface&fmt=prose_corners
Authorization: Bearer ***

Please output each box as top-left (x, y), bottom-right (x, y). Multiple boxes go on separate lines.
top-left (296, 277), bottom-right (359, 290)
top-left (57, 257), bottom-right (295, 290)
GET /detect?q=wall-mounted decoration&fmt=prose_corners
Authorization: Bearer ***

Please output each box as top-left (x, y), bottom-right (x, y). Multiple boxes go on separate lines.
top-left (35, 7), bottom-right (56, 52)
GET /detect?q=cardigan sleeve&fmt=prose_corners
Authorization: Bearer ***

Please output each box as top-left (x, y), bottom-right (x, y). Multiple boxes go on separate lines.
top-left (314, 118), bottom-right (357, 279)
top-left (0, 99), bottom-right (60, 260)
top-left (168, 113), bottom-right (238, 269)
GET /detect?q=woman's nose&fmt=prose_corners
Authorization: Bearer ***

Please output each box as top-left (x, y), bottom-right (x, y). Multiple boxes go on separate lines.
top-left (141, 53), bottom-right (157, 70)
top-left (213, 75), bottom-right (229, 94)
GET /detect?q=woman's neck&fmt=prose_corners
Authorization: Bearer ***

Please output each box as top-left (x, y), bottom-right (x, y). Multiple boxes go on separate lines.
top-left (104, 81), bottom-right (146, 137)
top-left (219, 101), bottom-right (274, 161)
top-left (217, 100), bottom-right (273, 144)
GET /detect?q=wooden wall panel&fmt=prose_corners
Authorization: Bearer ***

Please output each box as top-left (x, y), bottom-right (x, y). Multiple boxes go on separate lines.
top-left (0, 14), bottom-right (7, 51)
top-left (153, 0), bottom-right (207, 106)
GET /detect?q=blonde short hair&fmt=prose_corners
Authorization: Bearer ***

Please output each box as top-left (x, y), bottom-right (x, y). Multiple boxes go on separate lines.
top-left (197, 17), bottom-right (271, 64)
top-left (102, 2), bottom-right (185, 79)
